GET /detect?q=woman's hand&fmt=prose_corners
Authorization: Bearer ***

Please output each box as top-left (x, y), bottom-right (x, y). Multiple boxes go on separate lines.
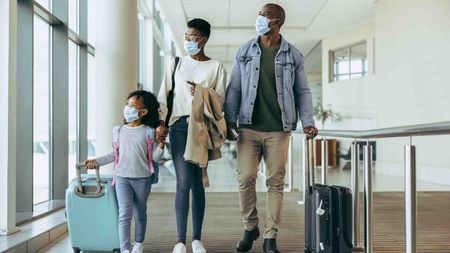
top-left (156, 126), bottom-right (168, 143)
top-left (187, 81), bottom-right (197, 96)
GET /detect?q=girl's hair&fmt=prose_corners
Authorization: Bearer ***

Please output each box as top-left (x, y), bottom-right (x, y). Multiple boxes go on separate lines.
top-left (125, 90), bottom-right (160, 128)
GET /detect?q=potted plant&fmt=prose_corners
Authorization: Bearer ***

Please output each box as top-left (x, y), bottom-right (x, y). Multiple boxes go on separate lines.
top-left (313, 102), bottom-right (342, 167)
top-left (314, 101), bottom-right (341, 130)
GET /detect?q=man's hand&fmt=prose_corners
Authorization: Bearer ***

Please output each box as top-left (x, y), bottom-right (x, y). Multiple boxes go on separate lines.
top-left (226, 123), bottom-right (239, 141)
top-left (303, 126), bottom-right (318, 139)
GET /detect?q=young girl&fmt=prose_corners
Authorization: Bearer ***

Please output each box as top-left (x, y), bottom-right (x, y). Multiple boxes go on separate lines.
top-left (85, 90), bottom-right (164, 253)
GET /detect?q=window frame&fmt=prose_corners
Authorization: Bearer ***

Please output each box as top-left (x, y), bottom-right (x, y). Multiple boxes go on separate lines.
top-left (15, 0), bottom-right (95, 224)
top-left (329, 41), bottom-right (368, 83)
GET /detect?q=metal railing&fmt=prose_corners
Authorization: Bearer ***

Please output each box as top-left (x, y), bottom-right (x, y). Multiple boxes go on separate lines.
top-left (294, 121), bottom-right (450, 253)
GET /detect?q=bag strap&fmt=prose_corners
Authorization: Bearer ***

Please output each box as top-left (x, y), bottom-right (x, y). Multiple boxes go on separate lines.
top-left (171, 56), bottom-right (180, 92)
top-left (165, 56), bottom-right (180, 126)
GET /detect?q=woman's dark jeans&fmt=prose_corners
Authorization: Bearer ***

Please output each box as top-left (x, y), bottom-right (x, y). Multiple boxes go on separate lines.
top-left (169, 116), bottom-right (205, 242)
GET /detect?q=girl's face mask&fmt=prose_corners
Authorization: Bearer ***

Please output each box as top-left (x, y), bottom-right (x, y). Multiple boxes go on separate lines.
top-left (123, 105), bottom-right (140, 123)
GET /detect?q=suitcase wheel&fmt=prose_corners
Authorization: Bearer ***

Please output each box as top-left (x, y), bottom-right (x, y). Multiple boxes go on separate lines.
top-left (72, 247), bottom-right (81, 253)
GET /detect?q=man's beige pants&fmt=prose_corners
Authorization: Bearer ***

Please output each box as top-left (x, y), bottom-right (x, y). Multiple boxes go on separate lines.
top-left (237, 128), bottom-right (291, 239)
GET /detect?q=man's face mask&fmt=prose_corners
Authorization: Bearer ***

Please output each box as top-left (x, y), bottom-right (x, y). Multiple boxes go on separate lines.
top-left (255, 15), bottom-right (279, 35)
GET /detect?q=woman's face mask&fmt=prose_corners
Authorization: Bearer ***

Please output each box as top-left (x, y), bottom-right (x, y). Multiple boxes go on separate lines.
top-left (255, 15), bottom-right (279, 35)
top-left (184, 40), bottom-right (202, 56)
top-left (123, 105), bottom-right (140, 123)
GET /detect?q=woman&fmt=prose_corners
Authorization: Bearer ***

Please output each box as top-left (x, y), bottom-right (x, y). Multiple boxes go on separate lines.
top-left (157, 18), bottom-right (227, 253)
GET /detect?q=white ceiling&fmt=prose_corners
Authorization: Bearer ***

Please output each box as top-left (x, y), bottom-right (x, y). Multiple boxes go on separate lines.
top-left (157, 0), bottom-right (374, 71)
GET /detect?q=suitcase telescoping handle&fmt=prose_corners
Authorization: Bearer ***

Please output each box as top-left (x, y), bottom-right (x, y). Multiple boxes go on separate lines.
top-left (75, 162), bottom-right (101, 195)
top-left (306, 137), bottom-right (316, 194)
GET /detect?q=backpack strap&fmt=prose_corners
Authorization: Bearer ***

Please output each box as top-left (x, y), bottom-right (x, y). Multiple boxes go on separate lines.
top-left (145, 126), bottom-right (155, 175)
top-left (111, 125), bottom-right (122, 186)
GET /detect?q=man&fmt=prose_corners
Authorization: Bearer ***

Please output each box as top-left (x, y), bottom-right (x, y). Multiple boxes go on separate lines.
top-left (224, 3), bottom-right (318, 253)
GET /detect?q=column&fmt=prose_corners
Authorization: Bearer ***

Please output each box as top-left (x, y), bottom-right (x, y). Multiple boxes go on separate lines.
top-left (95, 0), bottom-right (138, 172)
top-left (0, 0), bottom-right (20, 235)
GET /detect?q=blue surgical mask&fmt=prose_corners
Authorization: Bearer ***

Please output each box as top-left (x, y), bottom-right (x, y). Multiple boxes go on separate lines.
top-left (123, 105), bottom-right (140, 123)
top-left (184, 40), bottom-right (201, 56)
top-left (255, 15), bottom-right (279, 35)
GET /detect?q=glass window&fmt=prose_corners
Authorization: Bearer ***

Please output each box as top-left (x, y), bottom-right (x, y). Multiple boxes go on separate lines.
top-left (88, 0), bottom-right (96, 45)
top-left (35, 0), bottom-right (51, 11)
top-left (69, 0), bottom-right (78, 33)
top-left (33, 15), bottom-right (51, 204)
top-left (88, 55), bottom-right (96, 158)
top-left (331, 42), bottom-right (367, 82)
top-left (68, 42), bottom-right (78, 182)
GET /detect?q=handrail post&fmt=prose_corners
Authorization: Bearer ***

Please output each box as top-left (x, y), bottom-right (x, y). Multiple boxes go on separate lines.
top-left (351, 141), bottom-right (364, 251)
top-left (405, 138), bottom-right (417, 253)
top-left (364, 141), bottom-right (373, 253)
top-left (321, 138), bottom-right (327, 184)
top-left (285, 134), bottom-right (294, 192)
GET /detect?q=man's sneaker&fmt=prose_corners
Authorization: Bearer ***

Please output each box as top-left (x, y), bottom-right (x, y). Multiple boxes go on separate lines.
top-left (131, 242), bottom-right (143, 253)
top-left (172, 242), bottom-right (187, 253)
top-left (192, 240), bottom-right (207, 253)
top-left (122, 251), bottom-right (130, 253)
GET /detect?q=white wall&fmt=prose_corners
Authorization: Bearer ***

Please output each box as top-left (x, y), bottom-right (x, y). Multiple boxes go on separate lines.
top-left (321, 0), bottom-right (450, 186)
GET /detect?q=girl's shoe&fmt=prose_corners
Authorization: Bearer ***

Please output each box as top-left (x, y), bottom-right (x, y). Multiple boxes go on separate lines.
top-left (192, 240), bottom-right (207, 253)
top-left (131, 242), bottom-right (143, 253)
top-left (172, 242), bottom-right (187, 253)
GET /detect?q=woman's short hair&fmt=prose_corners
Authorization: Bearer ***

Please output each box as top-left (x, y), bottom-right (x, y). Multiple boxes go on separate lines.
top-left (187, 18), bottom-right (211, 38)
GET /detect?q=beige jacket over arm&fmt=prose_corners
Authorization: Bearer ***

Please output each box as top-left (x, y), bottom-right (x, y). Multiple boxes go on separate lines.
top-left (184, 86), bottom-right (227, 169)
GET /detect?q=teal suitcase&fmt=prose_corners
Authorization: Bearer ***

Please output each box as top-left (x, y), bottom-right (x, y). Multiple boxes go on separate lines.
top-left (66, 163), bottom-right (120, 253)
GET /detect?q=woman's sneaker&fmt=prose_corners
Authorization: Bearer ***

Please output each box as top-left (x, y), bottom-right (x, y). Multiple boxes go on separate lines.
top-left (172, 242), bottom-right (187, 253)
top-left (131, 242), bottom-right (143, 253)
top-left (192, 240), bottom-right (207, 253)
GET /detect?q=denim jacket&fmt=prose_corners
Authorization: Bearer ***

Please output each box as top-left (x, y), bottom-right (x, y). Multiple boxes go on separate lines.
top-left (224, 36), bottom-right (315, 131)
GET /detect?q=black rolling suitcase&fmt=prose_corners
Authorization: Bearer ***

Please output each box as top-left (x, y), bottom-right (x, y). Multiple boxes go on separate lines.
top-left (304, 138), bottom-right (353, 253)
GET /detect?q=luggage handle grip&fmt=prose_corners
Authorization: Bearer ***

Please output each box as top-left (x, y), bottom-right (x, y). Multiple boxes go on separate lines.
top-left (306, 137), bottom-right (316, 193)
top-left (75, 162), bottom-right (101, 195)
